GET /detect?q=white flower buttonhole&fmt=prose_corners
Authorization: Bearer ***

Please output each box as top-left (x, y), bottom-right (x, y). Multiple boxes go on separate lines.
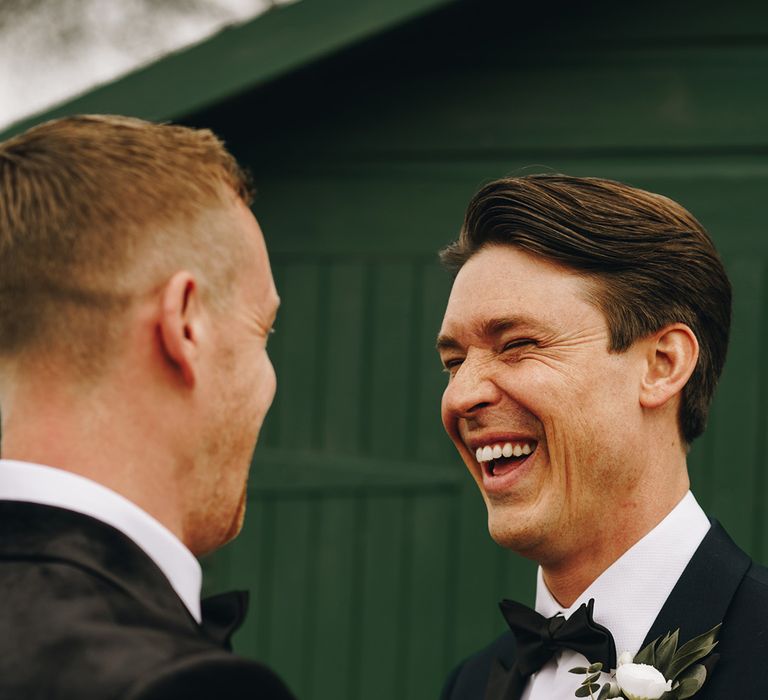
top-left (570, 622), bottom-right (722, 700)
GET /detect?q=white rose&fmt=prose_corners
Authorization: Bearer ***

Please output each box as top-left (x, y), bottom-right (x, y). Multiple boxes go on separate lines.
top-left (615, 663), bottom-right (673, 700)
top-left (617, 651), bottom-right (634, 667)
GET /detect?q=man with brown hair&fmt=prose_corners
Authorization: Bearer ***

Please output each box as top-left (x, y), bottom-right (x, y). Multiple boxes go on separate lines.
top-left (437, 175), bottom-right (768, 699)
top-left (0, 115), bottom-right (294, 699)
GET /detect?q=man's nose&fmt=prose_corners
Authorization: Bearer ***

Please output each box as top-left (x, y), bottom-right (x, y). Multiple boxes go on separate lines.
top-left (442, 354), bottom-right (501, 418)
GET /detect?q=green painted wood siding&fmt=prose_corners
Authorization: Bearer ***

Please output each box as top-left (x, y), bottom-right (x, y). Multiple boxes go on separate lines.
top-left (194, 0), bottom-right (768, 697)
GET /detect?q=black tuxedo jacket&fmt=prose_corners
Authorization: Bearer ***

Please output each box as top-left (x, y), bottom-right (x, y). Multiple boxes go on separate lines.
top-left (441, 521), bottom-right (768, 699)
top-left (0, 500), bottom-right (295, 700)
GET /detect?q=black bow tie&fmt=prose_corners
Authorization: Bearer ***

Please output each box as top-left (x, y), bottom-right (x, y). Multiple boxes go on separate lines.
top-left (499, 598), bottom-right (616, 677)
top-left (200, 590), bottom-right (249, 650)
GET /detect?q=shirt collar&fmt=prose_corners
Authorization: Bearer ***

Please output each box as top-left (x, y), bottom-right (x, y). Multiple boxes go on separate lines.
top-left (534, 491), bottom-right (710, 656)
top-left (0, 459), bottom-right (202, 622)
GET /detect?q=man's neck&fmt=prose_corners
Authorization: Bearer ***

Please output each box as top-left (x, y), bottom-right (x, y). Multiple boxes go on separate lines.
top-left (540, 481), bottom-right (690, 607)
top-left (1, 377), bottom-right (189, 550)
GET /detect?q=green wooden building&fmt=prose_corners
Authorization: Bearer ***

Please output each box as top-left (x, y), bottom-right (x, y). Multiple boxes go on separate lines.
top-left (4, 0), bottom-right (768, 697)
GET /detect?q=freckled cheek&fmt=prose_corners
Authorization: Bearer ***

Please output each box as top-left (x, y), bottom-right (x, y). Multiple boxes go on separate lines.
top-left (494, 369), bottom-right (557, 424)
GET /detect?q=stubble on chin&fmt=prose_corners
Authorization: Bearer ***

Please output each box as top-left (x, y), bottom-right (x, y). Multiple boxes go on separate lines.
top-left (185, 480), bottom-right (248, 556)
top-left (223, 483), bottom-right (249, 543)
top-left (484, 493), bottom-right (558, 561)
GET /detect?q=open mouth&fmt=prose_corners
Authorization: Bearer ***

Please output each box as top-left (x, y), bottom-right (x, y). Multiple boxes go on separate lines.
top-left (474, 440), bottom-right (537, 477)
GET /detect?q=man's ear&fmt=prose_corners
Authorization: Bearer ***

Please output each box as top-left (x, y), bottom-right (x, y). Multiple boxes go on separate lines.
top-left (639, 323), bottom-right (699, 409)
top-left (158, 271), bottom-right (204, 388)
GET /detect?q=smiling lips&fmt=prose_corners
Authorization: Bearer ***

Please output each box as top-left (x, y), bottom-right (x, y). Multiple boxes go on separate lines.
top-left (473, 440), bottom-right (537, 478)
top-left (475, 441), bottom-right (533, 462)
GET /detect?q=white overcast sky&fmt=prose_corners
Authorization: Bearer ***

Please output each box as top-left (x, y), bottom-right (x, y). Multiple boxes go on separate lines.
top-left (0, 0), bottom-right (297, 131)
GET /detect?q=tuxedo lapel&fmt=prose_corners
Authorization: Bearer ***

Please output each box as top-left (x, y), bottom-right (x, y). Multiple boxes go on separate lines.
top-left (484, 658), bottom-right (526, 700)
top-left (641, 520), bottom-right (750, 648)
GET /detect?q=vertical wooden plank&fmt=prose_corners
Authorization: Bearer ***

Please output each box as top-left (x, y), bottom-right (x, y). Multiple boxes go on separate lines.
top-left (321, 261), bottom-right (367, 454)
top-left (262, 497), bottom-right (314, 696)
top-left (448, 484), bottom-right (506, 663)
top-left (229, 493), bottom-right (270, 658)
top-left (709, 258), bottom-right (764, 551)
top-left (367, 261), bottom-right (417, 458)
top-left (499, 547), bottom-right (537, 610)
top-left (403, 262), bottom-right (425, 456)
top-left (253, 497), bottom-right (277, 658)
top-left (753, 258), bottom-right (768, 563)
top-left (687, 423), bottom-right (715, 513)
top-left (403, 489), bottom-right (459, 700)
top-left (354, 494), bottom-right (407, 700)
top-left (276, 262), bottom-right (322, 450)
top-left (416, 261), bottom-right (457, 465)
top-left (307, 495), bottom-right (358, 700)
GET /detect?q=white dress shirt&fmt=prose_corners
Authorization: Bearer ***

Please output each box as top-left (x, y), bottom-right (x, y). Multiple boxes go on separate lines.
top-left (521, 491), bottom-right (711, 700)
top-left (0, 459), bottom-right (202, 622)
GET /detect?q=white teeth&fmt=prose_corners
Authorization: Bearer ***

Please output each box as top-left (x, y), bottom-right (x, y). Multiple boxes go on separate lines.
top-left (474, 441), bottom-right (535, 463)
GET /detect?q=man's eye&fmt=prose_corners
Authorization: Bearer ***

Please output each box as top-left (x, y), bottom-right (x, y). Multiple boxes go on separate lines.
top-left (502, 339), bottom-right (535, 352)
top-left (442, 358), bottom-right (464, 373)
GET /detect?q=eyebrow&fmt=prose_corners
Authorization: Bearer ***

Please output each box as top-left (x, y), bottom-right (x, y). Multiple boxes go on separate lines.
top-left (436, 314), bottom-right (548, 352)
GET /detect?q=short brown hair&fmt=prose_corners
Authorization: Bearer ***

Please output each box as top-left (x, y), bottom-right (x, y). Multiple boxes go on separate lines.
top-left (0, 114), bottom-right (252, 374)
top-left (440, 174), bottom-right (731, 444)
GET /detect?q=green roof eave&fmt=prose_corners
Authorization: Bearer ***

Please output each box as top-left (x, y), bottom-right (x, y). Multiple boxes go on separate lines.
top-left (1, 0), bottom-right (458, 139)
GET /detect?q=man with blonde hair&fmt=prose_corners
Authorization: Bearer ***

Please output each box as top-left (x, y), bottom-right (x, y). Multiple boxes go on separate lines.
top-left (0, 115), bottom-right (294, 699)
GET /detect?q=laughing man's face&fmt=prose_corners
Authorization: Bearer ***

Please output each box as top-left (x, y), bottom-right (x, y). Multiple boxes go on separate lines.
top-left (437, 244), bottom-right (648, 565)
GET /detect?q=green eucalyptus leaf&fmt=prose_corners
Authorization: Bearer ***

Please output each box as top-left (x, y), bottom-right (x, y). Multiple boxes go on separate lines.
top-left (668, 623), bottom-right (721, 680)
top-left (583, 672), bottom-right (601, 685)
top-left (675, 623), bottom-right (722, 660)
top-left (587, 662), bottom-right (603, 673)
top-left (665, 642), bottom-right (717, 681)
top-left (659, 629), bottom-right (680, 669)
top-left (569, 667), bottom-right (589, 674)
top-left (575, 683), bottom-right (601, 697)
top-left (655, 628), bottom-right (680, 675)
top-left (634, 637), bottom-right (657, 666)
top-left (596, 683), bottom-right (612, 700)
top-left (674, 664), bottom-right (706, 699)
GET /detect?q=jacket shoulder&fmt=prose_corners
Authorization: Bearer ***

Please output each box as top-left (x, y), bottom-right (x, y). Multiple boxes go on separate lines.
top-left (690, 553), bottom-right (768, 696)
top-left (743, 558), bottom-right (768, 590)
top-left (0, 558), bottom-right (258, 699)
top-left (121, 651), bottom-right (296, 700)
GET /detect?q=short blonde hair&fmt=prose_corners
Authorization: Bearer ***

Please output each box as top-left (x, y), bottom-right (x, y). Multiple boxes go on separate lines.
top-left (0, 114), bottom-right (253, 373)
